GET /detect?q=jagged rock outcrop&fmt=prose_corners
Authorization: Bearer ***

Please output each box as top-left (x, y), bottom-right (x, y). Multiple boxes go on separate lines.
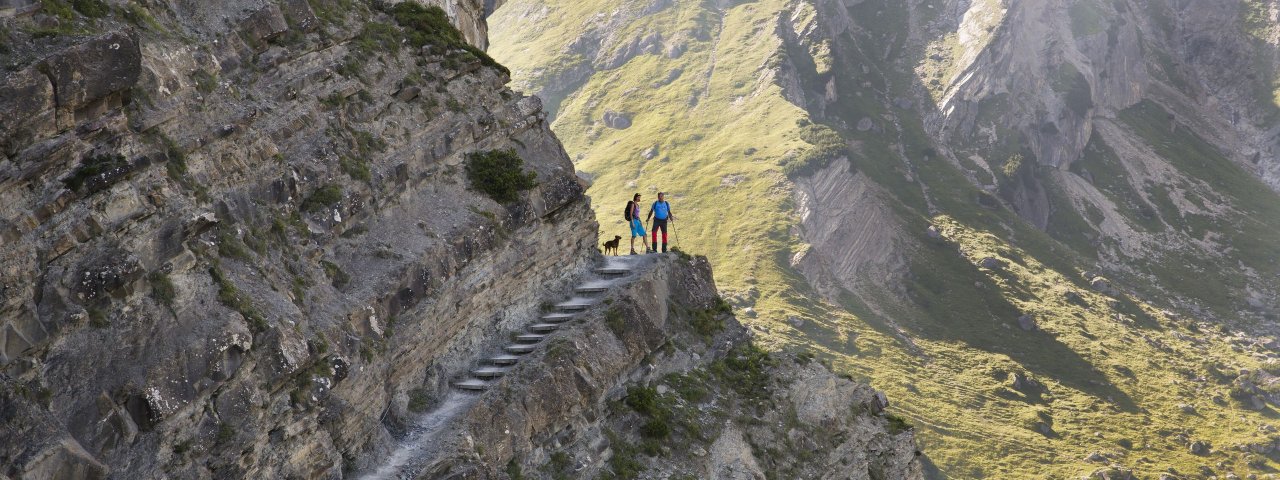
top-left (423, 255), bottom-right (923, 479)
top-left (0, 1), bottom-right (594, 477)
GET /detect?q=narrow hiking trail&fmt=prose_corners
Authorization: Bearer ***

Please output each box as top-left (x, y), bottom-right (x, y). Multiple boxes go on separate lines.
top-left (356, 254), bottom-right (656, 479)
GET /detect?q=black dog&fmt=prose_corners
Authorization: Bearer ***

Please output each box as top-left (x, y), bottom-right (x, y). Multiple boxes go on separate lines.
top-left (602, 235), bottom-right (622, 255)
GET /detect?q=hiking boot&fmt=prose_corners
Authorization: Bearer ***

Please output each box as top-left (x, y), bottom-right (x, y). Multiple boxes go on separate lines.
top-left (630, 248), bottom-right (638, 255)
top-left (662, 244), bottom-right (668, 253)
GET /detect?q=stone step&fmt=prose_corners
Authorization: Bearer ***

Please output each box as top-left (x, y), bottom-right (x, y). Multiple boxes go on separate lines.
top-left (594, 268), bottom-right (631, 276)
top-left (527, 323), bottom-right (560, 333)
top-left (472, 366), bottom-right (509, 379)
top-left (487, 354), bottom-right (520, 366)
top-left (556, 301), bottom-right (593, 312)
top-left (505, 343), bottom-right (537, 355)
top-left (454, 379), bottom-right (488, 391)
top-left (575, 284), bottom-right (610, 294)
top-left (540, 313), bottom-right (576, 323)
top-left (514, 333), bottom-right (546, 343)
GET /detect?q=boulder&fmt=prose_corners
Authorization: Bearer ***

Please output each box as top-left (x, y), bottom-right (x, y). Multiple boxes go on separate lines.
top-left (603, 110), bottom-right (632, 129)
top-left (240, 4), bottom-right (289, 50)
top-left (856, 117), bottom-right (874, 131)
top-left (1084, 451), bottom-right (1106, 462)
top-left (1017, 314), bottom-right (1037, 332)
top-left (1189, 440), bottom-right (1209, 455)
top-left (980, 257), bottom-right (1006, 270)
top-left (281, 0), bottom-right (320, 32)
top-left (1065, 291), bottom-right (1088, 306)
top-left (642, 145), bottom-right (659, 160)
top-left (1178, 403), bottom-right (1196, 414)
top-left (925, 225), bottom-right (941, 239)
top-left (1090, 277), bottom-right (1116, 295)
top-left (0, 66), bottom-right (56, 153)
top-left (38, 31), bottom-right (142, 113)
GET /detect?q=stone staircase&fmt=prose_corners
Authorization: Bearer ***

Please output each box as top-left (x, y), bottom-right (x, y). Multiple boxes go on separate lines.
top-left (451, 256), bottom-right (643, 392)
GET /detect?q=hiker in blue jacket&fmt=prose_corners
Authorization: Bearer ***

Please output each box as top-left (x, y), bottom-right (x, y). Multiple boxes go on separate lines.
top-left (646, 192), bottom-right (676, 253)
top-left (624, 193), bottom-right (652, 255)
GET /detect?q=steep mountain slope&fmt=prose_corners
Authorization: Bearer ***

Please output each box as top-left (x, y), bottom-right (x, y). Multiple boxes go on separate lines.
top-left (491, 0), bottom-right (1280, 477)
top-left (0, 0), bottom-right (595, 477)
top-left (0, 0), bottom-right (920, 478)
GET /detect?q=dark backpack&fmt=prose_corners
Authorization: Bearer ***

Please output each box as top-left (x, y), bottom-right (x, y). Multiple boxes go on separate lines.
top-left (623, 201), bottom-right (634, 221)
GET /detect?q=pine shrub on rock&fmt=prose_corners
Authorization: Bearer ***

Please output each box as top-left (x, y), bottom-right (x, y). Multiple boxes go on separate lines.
top-left (465, 149), bottom-right (538, 204)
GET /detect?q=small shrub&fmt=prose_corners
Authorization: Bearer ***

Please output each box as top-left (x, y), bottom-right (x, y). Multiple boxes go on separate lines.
top-left (88, 307), bottom-right (109, 328)
top-left (353, 22), bottom-right (401, 56)
top-left (122, 3), bottom-right (162, 30)
top-left (39, 0), bottom-right (74, 19)
top-left (216, 423), bottom-right (235, 444)
top-left (340, 157), bottom-right (371, 181)
top-left (885, 412), bottom-right (913, 434)
top-left (605, 308), bottom-right (626, 336)
top-left (210, 266), bottom-right (267, 332)
top-left (320, 260), bottom-right (350, 288)
top-left (149, 272), bottom-right (176, 306)
top-left (352, 130), bottom-right (386, 155)
top-left (64, 153), bottom-right (128, 193)
top-left (301, 184), bottom-right (343, 212)
top-left (624, 386), bottom-right (662, 417)
top-left (710, 343), bottom-right (774, 401)
top-left (217, 228), bottom-right (254, 261)
top-left (408, 387), bottom-right (432, 413)
top-left (505, 459), bottom-right (524, 480)
top-left (602, 431), bottom-right (645, 479)
top-left (70, 0), bottom-right (108, 17)
top-left (192, 69), bottom-right (218, 94)
top-left (320, 92), bottom-right (347, 108)
top-left (639, 418), bottom-right (670, 439)
top-left (465, 149), bottom-right (537, 204)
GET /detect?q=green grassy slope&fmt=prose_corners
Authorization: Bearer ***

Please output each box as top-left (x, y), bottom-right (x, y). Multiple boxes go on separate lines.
top-left (491, 0), bottom-right (1280, 477)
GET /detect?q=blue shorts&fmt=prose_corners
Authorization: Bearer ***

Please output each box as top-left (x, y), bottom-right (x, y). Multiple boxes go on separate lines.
top-left (630, 219), bottom-right (646, 237)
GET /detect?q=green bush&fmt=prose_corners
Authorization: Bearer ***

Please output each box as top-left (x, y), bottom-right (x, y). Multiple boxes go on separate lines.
top-left (149, 272), bottom-right (176, 307)
top-left (39, 0), bottom-right (74, 19)
top-left (64, 153), bottom-right (128, 193)
top-left (71, 0), bottom-right (108, 17)
top-left (386, 3), bottom-right (509, 75)
top-left (639, 418), bottom-right (670, 439)
top-left (885, 412), bottom-right (913, 434)
top-left (321, 260), bottom-right (350, 289)
top-left (209, 266), bottom-right (267, 332)
top-left (465, 149), bottom-right (538, 203)
top-left (605, 308), bottom-right (626, 336)
top-left (624, 386), bottom-right (662, 417)
top-left (353, 22), bottom-right (401, 55)
top-left (710, 343), bottom-right (774, 401)
top-left (340, 157), bottom-right (371, 181)
top-left (408, 387), bottom-right (432, 412)
top-left (302, 184), bottom-right (343, 212)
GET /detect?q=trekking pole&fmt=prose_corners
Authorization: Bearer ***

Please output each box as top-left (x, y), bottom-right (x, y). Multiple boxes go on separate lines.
top-left (672, 218), bottom-right (680, 249)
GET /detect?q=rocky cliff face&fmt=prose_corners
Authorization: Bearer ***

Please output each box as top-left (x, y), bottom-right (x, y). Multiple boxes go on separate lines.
top-left (0, 1), bottom-right (599, 477)
top-left (422, 255), bottom-right (922, 480)
top-left (0, 1), bottom-right (918, 478)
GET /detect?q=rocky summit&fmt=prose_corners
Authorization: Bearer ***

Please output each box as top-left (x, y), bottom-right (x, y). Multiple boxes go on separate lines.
top-left (0, 1), bottom-right (919, 479)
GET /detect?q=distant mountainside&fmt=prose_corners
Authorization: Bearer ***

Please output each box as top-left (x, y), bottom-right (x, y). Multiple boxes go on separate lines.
top-left (491, 0), bottom-right (1280, 477)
